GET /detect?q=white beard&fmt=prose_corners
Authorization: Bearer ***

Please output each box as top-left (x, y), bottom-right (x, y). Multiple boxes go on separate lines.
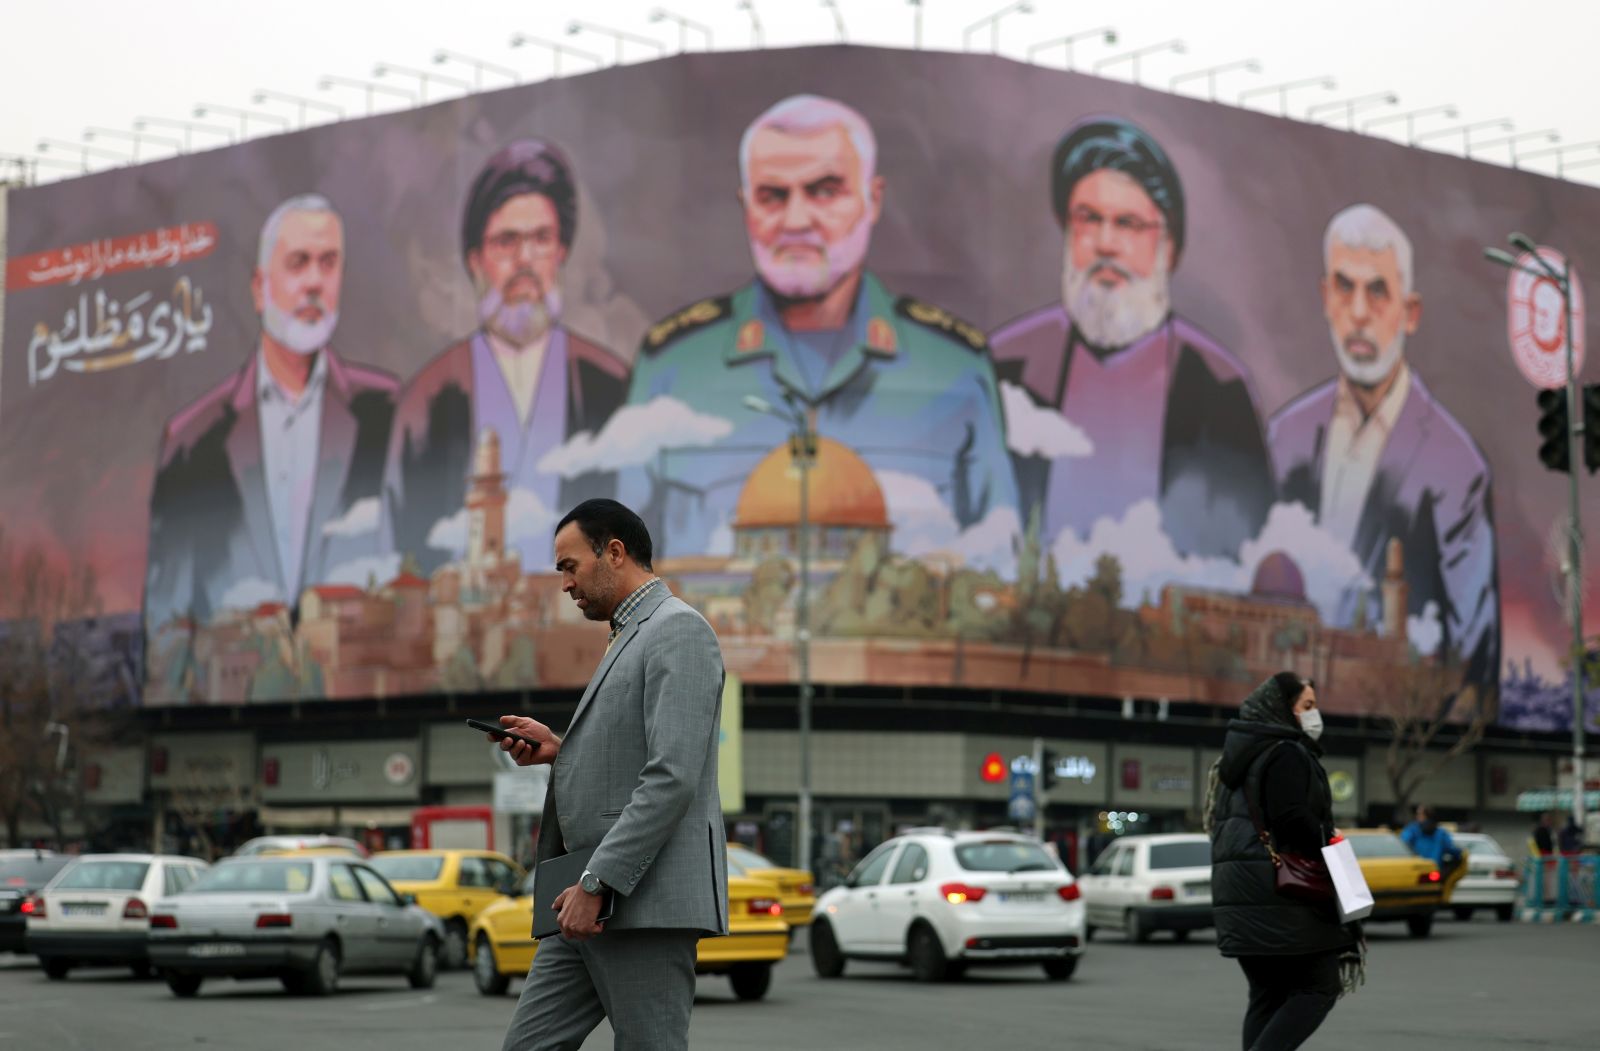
top-left (1331, 324), bottom-right (1405, 387)
top-left (479, 280), bottom-right (562, 348)
top-left (1061, 243), bottom-right (1172, 350)
top-left (262, 298), bottom-right (338, 355)
top-left (751, 208), bottom-right (873, 299)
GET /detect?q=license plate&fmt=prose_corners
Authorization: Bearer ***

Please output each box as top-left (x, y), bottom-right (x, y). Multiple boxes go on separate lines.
top-left (1184, 882), bottom-right (1210, 897)
top-left (187, 943), bottom-right (247, 958)
top-left (998, 892), bottom-right (1046, 903)
top-left (62, 903), bottom-right (106, 916)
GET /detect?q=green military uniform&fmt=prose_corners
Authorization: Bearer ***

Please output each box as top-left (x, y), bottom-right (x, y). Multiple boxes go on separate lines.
top-left (617, 272), bottom-right (1019, 559)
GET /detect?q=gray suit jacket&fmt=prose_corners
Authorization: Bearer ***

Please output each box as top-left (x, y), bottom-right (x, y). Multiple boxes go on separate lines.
top-left (1269, 369), bottom-right (1499, 691)
top-left (538, 585), bottom-right (729, 936)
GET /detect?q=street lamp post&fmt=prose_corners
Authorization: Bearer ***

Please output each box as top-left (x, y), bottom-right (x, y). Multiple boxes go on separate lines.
top-left (1472, 129), bottom-right (1560, 168)
top-left (1305, 91), bottom-right (1398, 131)
top-left (1415, 118), bottom-right (1514, 157)
top-left (1238, 75), bottom-right (1337, 117)
top-left (373, 61), bottom-right (471, 104)
top-left (39, 137), bottom-right (130, 172)
top-left (84, 126), bottom-right (182, 162)
top-left (650, 8), bottom-right (713, 51)
top-left (566, 20), bottom-right (667, 65)
top-left (1027, 27), bottom-right (1118, 70)
top-left (1168, 58), bottom-right (1260, 101)
top-left (909, 0), bottom-right (923, 49)
top-left (319, 74), bottom-right (417, 114)
top-left (1092, 39), bottom-right (1186, 85)
top-left (1520, 141), bottom-right (1600, 179)
top-left (194, 103), bottom-right (289, 138)
top-left (743, 394), bottom-right (818, 875)
top-left (252, 89), bottom-right (344, 129)
top-left (1484, 235), bottom-right (1587, 839)
top-left (433, 49), bottom-right (521, 89)
top-left (508, 34), bottom-right (605, 77)
top-left (1361, 104), bottom-right (1458, 144)
top-left (964, 1), bottom-right (1033, 53)
top-left (821, 0), bottom-right (847, 42)
top-left (737, 1), bottom-right (765, 47)
top-left (135, 116), bottom-right (234, 152)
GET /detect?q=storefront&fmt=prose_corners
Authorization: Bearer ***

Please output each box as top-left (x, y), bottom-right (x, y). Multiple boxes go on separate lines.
top-left (258, 738), bottom-right (422, 852)
top-left (148, 732), bottom-right (258, 857)
top-left (424, 722), bottom-right (546, 865)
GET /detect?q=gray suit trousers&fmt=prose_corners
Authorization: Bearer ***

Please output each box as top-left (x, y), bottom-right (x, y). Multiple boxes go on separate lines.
top-left (501, 929), bottom-right (698, 1051)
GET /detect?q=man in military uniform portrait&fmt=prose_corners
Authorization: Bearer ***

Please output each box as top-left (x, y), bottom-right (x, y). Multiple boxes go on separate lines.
top-left (619, 93), bottom-right (1017, 558)
top-left (383, 140), bottom-right (628, 572)
top-left (989, 116), bottom-right (1275, 558)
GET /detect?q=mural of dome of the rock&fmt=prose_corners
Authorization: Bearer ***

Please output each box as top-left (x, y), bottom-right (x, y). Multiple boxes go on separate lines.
top-left (3, 44), bottom-right (1596, 734)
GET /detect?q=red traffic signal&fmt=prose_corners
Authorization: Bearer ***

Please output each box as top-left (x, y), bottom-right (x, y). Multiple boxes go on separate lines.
top-left (979, 752), bottom-right (1006, 783)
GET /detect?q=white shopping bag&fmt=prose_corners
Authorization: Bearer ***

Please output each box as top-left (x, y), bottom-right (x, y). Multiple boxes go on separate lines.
top-left (1322, 838), bottom-right (1374, 922)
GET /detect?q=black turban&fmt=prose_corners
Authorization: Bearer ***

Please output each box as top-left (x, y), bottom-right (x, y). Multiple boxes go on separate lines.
top-left (1050, 116), bottom-right (1185, 265)
top-left (461, 139), bottom-right (577, 264)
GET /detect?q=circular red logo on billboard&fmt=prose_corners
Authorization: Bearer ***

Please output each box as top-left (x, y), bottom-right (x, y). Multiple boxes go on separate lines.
top-left (1507, 247), bottom-right (1585, 388)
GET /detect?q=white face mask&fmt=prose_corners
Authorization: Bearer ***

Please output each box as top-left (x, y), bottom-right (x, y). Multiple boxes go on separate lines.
top-left (1298, 709), bottom-right (1324, 741)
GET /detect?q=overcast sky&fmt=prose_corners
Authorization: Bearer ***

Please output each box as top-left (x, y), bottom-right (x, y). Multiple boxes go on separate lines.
top-left (5, 0), bottom-right (1600, 185)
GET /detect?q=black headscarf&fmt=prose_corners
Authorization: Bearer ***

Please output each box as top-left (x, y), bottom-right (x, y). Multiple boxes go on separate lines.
top-left (1238, 671), bottom-right (1308, 730)
top-left (460, 139), bottom-right (577, 265)
top-left (1049, 116), bottom-right (1185, 266)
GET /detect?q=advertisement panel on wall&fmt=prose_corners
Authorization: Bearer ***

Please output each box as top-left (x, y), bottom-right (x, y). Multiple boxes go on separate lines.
top-left (2, 47), bottom-right (1597, 728)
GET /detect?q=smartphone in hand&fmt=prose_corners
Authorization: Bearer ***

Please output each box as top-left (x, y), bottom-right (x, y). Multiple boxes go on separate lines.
top-left (465, 718), bottom-right (538, 749)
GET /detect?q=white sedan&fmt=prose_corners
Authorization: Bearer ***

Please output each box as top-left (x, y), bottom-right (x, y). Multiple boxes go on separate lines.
top-left (810, 829), bottom-right (1085, 983)
top-left (1447, 833), bottom-right (1520, 922)
top-left (1076, 834), bottom-right (1214, 943)
top-left (25, 853), bottom-right (208, 979)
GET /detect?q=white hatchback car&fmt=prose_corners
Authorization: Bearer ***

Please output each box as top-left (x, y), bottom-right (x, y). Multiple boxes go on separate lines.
top-left (810, 829), bottom-right (1085, 983)
top-left (1076, 833), bottom-right (1213, 943)
top-left (26, 853), bottom-right (208, 978)
top-left (1446, 832), bottom-right (1519, 922)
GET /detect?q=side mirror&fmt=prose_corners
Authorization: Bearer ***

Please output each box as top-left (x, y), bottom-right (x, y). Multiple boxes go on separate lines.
top-left (400, 892), bottom-right (417, 906)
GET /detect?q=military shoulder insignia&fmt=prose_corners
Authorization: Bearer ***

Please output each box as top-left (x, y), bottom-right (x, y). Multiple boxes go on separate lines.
top-left (893, 296), bottom-right (987, 352)
top-left (643, 296), bottom-right (732, 353)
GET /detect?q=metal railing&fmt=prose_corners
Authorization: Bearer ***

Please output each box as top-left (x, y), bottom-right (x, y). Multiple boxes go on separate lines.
top-left (1520, 856), bottom-right (1598, 921)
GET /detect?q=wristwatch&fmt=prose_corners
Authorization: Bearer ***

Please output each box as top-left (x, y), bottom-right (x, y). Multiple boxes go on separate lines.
top-left (580, 869), bottom-right (606, 896)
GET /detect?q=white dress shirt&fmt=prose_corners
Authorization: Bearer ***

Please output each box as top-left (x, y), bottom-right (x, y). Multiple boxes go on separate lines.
top-left (487, 328), bottom-right (552, 426)
top-left (1319, 363), bottom-right (1411, 546)
top-left (257, 349), bottom-right (328, 600)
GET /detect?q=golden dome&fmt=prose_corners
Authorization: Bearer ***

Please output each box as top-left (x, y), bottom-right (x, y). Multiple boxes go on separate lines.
top-left (734, 438), bottom-right (889, 530)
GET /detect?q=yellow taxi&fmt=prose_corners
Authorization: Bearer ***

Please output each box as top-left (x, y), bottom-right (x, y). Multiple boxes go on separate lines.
top-left (728, 844), bottom-right (815, 929)
top-left (1342, 829), bottom-right (1467, 938)
top-left (469, 853), bottom-right (789, 1001)
top-left (371, 850), bottom-right (525, 969)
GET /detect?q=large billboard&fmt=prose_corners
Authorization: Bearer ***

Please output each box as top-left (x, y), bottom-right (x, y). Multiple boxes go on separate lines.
top-left (2, 47), bottom-right (1596, 728)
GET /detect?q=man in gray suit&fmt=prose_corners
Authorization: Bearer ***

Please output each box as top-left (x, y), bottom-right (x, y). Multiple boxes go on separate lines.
top-left (493, 498), bottom-right (728, 1051)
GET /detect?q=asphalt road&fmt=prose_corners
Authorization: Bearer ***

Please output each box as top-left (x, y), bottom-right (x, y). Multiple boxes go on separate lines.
top-left (0, 916), bottom-right (1595, 1050)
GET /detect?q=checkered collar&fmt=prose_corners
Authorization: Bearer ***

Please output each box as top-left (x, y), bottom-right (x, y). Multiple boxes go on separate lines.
top-left (608, 578), bottom-right (662, 643)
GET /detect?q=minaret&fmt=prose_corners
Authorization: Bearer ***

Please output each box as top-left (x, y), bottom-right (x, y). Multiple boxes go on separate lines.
top-left (467, 429), bottom-right (507, 566)
top-left (1381, 537), bottom-right (1408, 641)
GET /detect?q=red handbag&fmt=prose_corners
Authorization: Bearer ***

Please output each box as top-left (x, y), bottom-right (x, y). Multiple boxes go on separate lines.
top-left (1245, 765), bottom-right (1334, 903)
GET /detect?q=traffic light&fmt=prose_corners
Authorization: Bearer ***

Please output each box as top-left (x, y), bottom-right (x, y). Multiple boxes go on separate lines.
top-left (1040, 749), bottom-right (1059, 792)
top-left (1585, 383), bottom-right (1600, 474)
top-left (1537, 388), bottom-right (1570, 474)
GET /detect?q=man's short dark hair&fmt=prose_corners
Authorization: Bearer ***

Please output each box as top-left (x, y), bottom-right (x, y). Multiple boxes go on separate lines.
top-left (556, 499), bottom-right (653, 571)
top-left (461, 139), bottom-right (577, 264)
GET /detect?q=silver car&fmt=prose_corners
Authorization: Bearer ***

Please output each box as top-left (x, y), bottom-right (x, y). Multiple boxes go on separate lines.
top-left (148, 855), bottom-right (439, 997)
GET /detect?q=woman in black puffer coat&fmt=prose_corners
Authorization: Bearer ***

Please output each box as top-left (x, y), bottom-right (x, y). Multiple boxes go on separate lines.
top-left (1206, 672), bottom-right (1362, 1051)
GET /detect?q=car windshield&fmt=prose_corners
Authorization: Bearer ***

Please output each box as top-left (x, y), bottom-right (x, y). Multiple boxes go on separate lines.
top-left (189, 862), bottom-right (314, 894)
top-left (1148, 841), bottom-right (1212, 870)
top-left (0, 855), bottom-right (70, 887)
top-left (54, 860), bottom-right (150, 891)
top-left (370, 856), bottom-right (445, 882)
top-left (1455, 835), bottom-right (1507, 858)
top-left (1345, 834), bottom-right (1415, 859)
top-left (729, 846), bottom-right (777, 870)
top-left (954, 841), bottom-right (1059, 873)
